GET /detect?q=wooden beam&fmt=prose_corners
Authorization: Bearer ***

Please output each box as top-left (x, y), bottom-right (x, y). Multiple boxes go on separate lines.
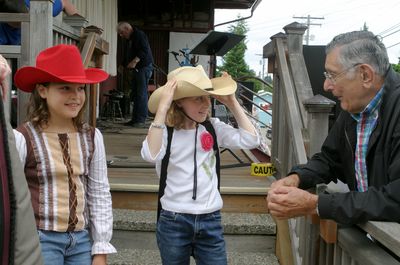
top-left (80, 32), bottom-right (97, 126)
top-left (80, 32), bottom-right (97, 68)
top-left (274, 218), bottom-right (295, 265)
top-left (0, 46), bottom-right (21, 56)
top-left (0, 13), bottom-right (29, 22)
top-left (18, 0), bottom-right (53, 124)
top-left (275, 37), bottom-right (308, 165)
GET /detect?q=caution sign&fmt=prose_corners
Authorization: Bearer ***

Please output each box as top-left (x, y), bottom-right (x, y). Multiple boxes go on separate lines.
top-left (251, 163), bottom-right (275, 177)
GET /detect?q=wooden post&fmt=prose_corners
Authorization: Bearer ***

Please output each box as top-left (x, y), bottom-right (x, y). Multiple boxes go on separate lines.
top-left (80, 27), bottom-right (109, 127)
top-left (303, 94), bottom-right (335, 156)
top-left (283, 22), bottom-right (307, 55)
top-left (274, 218), bottom-right (295, 265)
top-left (267, 32), bottom-right (287, 180)
top-left (283, 22), bottom-right (312, 129)
top-left (304, 95), bottom-right (336, 262)
top-left (18, 0), bottom-right (53, 124)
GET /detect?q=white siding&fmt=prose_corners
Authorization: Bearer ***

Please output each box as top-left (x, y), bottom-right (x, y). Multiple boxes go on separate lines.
top-left (71, 0), bottom-right (118, 76)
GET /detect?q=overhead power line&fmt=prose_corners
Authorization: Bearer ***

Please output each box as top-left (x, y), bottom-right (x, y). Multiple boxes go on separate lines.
top-left (387, 41), bottom-right (400, 49)
top-left (382, 28), bottom-right (400, 39)
top-left (378, 22), bottom-right (400, 36)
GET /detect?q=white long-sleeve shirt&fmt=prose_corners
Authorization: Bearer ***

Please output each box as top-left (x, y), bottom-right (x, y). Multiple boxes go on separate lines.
top-left (14, 124), bottom-right (116, 255)
top-left (141, 118), bottom-right (260, 214)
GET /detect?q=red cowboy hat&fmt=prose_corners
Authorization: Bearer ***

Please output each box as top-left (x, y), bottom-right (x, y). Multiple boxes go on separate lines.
top-left (14, 44), bottom-right (108, 92)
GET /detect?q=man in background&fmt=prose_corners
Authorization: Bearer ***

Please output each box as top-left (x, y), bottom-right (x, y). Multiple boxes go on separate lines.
top-left (117, 21), bottom-right (154, 128)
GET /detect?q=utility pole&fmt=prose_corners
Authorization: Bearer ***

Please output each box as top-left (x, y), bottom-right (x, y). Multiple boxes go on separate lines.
top-left (255, 53), bottom-right (266, 91)
top-left (293, 15), bottom-right (324, 45)
top-left (255, 53), bottom-right (265, 80)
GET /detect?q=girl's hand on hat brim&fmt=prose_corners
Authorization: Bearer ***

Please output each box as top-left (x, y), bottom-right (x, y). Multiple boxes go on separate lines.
top-left (212, 93), bottom-right (238, 109)
top-left (220, 71), bottom-right (232, 79)
top-left (158, 79), bottom-right (177, 113)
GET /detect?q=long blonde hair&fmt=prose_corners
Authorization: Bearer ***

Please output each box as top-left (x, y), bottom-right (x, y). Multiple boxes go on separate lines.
top-left (26, 84), bottom-right (87, 131)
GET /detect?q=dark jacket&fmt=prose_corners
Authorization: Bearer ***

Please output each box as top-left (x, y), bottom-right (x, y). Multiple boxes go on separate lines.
top-left (0, 94), bottom-right (43, 264)
top-left (292, 68), bottom-right (400, 224)
top-left (126, 25), bottom-right (153, 69)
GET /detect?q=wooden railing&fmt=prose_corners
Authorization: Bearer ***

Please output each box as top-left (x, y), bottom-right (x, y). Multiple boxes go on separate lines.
top-left (0, 11), bottom-right (30, 118)
top-left (0, 0), bottom-right (108, 126)
top-left (264, 22), bottom-right (400, 265)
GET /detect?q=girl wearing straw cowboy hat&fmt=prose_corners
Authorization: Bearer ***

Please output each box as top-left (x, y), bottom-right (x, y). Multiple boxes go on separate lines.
top-left (141, 65), bottom-right (260, 265)
top-left (13, 44), bottom-right (116, 265)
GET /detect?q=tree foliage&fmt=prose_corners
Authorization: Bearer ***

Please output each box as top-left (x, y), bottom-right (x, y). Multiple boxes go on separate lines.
top-left (216, 16), bottom-right (271, 93)
top-left (392, 64), bottom-right (400, 73)
top-left (217, 18), bottom-right (253, 78)
top-left (216, 18), bottom-right (265, 90)
top-left (361, 22), bottom-right (369, 31)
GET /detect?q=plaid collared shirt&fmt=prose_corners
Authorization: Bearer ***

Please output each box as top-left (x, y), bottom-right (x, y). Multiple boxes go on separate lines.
top-left (351, 87), bottom-right (383, 192)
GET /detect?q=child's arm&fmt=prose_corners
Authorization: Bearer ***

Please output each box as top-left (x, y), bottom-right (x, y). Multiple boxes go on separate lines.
top-left (12, 129), bottom-right (27, 164)
top-left (212, 74), bottom-right (256, 135)
top-left (219, 93), bottom-right (256, 135)
top-left (88, 129), bottom-right (117, 258)
top-left (146, 79), bottom-right (177, 157)
top-left (92, 254), bottom-right (107, 265)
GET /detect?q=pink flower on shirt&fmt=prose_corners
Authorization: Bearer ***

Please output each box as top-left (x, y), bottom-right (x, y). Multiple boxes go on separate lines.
top-left (200, 131), bottom-right (214, 152)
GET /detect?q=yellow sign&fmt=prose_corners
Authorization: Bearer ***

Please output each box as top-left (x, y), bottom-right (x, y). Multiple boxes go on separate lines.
top-left (251, 163), bottom-right (275, 177)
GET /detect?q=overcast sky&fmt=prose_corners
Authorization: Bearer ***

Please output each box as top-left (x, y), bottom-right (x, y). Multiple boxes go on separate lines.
top-left (215, 0), bottom-right (400, 77)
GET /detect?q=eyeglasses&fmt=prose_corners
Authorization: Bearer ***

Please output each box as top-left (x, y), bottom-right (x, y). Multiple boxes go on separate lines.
top-left (323, 63), bottom-right (361, 84)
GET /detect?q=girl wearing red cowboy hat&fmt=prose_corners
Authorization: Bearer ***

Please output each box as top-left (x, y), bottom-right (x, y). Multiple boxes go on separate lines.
top-left (12, 44), bottom-right (116, 265)
top-left (141, 65), bottom-right (260, 265)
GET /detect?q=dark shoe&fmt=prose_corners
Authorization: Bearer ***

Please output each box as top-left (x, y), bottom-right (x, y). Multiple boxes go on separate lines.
top-left (132, 122), bottom-right (147, 128)
top-left (123, 120), bottom-right (135, 126)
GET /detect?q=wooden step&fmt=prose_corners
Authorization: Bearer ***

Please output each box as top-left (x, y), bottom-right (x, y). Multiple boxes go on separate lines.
top-left (113, 209), bottom-right (276, 235)
top-left (109, 234), bottom-right (280, 265)
top-left (109, 246), bottom-right (280, 265)
top-left (108, 151), bottom-right (275, 213)
top-left (110, 209), bottom-right (279, 265)
top-left (108, 164), bottom-right (274, 213)
top-left (112, 191), bottom-right (269, 213)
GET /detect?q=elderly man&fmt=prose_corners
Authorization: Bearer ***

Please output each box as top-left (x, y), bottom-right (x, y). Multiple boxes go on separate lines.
top-left (117, 21), bottom-right (154, 128)
top-left (267, 31), bottom-right (400, 224)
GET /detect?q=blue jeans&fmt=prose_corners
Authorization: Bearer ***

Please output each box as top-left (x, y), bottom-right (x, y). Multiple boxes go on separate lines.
top-left (157, 210), bottom-right (227, 265)
top-left (131, 63), bottom-right (153, 123)
top-left (0, 23), bottom-right (21, 45)
top-left (37, 229), bottom-right (92, 265)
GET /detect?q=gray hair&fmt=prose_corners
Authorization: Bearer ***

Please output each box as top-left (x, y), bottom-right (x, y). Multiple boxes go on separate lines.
top-left (116, 21), bottom-right (131, 31)
top-left (326, 31), bottom-right (389, 76)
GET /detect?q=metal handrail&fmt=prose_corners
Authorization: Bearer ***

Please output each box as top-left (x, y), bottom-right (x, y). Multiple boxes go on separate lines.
top-left (236, 77), bottom-right (273, 106)
top-left (233, 78), bottom-right (273, 129)
top-left (236, 75), bottom-right (273, 89)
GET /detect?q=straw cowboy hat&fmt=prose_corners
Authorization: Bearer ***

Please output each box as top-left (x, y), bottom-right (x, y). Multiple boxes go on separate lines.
top-left (14, 44), bottom-right (108, 92)
top-left (148, 65), bottom-right (237, 113)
